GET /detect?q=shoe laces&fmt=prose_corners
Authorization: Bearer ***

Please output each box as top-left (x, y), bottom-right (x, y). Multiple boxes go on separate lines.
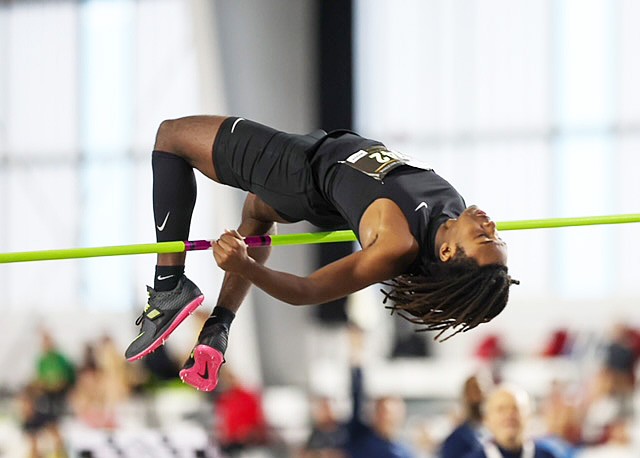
top-left (135, 296), bottom-right (152, 326)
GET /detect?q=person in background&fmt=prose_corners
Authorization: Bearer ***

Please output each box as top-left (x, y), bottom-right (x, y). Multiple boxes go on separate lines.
top-left (36, 329), bottom-right (76, 419)
top-left (26, 329), bottom-right (75, 455)
top-left (301, 396), bottom-right (348, 458)
top-left (213, 365), bottom-right (268, 456)
top-left (601, 324), bottom-right (638, 400)
top-left (70, 358), bottom-right (116, 429)
top-left (580, 323), bottom-right (639, 445)
top-left (440, 373), bottom-right (492, 458)
top-left (17, 383), bottom-right (68, 458)
top-left (465, 385), bottom-right (560, 458)
top-left (537, 381), bottom-right (580, 457)
top-left (69, 336), bottom-right (132, 429)
top-left (576, 417), bottom-right (635, 458)
top-left (343, 325), bottom-right (415, 458)
top-left (95, 335), bottom-right (131, 406)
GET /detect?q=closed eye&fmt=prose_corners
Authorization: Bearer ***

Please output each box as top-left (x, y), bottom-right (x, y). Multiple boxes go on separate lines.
top-left (476, 233), bottom-right (505, 245)
top-left (481, 238), bottom-right (506, 246)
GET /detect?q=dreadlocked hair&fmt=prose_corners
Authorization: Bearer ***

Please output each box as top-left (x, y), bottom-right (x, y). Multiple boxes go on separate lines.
top-left (382, 252), bottom-right (519, 342)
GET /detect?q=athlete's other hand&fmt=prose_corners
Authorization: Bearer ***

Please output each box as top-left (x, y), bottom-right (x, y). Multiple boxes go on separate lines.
top-left (213, 230), bottom-right (251, 273)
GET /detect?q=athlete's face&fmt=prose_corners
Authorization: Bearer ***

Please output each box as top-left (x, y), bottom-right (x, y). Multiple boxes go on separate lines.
top-left (440, 205), bottom-right (507, 266)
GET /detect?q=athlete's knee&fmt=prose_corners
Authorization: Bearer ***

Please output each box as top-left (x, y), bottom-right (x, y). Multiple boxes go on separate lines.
top-left (154, 118), bottom-right (181, 153)
top-left (154, 115), bottom-right (226, 160)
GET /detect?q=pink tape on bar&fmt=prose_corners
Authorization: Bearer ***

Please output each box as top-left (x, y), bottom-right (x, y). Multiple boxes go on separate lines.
top-left (184, 240), bottom-right (212, 251)
top-left (244, 235), bottom-right (272, 248)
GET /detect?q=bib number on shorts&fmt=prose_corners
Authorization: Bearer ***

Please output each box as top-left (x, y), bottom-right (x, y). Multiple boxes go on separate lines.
top-left (340, 146), bottom-right (432, 181)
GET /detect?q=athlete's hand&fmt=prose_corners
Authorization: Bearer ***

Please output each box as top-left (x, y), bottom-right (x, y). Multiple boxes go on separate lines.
top-left (212, 230), bottom-right (252, 273)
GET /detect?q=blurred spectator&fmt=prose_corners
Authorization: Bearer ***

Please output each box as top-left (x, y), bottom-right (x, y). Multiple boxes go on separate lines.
top-left (576, 418), bottom-right (635, 458)
top-left (465, 384), bottom-right (560, 458)
top-left (343, 325), bottom-right (414, 458)
top-left (36, 329), bottom-right (76, 419)
top-left (70, 363), bottom-right (116, 429)
top-left (26, 328), bottom-right (75, 456)
top-left (214, 365), bottom-right (268, 456)
top-left (69, 342), bottom-right (117, 429)
top-left (16, 383), bottom-right (68, 458)
top-left (537, 381), bottom-right (580, 457)
top-left (440, 373), bottom-right (492, 458)
top-left (95, 335), bottom-right (131, 405)
top-left (601, 324), bottom-right (638, 396)
top-left (301, 396), bottom-right (348, 458)
top-left (580, 324), bottom-right (639, 445)
top-left (79, 342), bottom-right (98, 373)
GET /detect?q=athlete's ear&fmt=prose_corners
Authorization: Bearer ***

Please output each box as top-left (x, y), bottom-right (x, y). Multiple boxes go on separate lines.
top-left (439, 242), bottom-right (455, 262)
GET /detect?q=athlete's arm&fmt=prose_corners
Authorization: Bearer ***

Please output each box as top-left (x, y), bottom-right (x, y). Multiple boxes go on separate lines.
top-left (213, 228), bottom-right (416, 306)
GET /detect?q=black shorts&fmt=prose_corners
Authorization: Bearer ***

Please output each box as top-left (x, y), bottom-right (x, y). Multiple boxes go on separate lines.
top-left (213, 117), bottom-right (349, 228)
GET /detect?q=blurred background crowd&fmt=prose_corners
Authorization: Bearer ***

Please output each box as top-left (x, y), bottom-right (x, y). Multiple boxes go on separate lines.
top-left (2, 318), bottom-right (640, 457)
top-left (1, 0), bottom-right (640, 457)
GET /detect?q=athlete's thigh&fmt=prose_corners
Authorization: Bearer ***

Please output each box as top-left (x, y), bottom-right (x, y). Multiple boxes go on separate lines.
top-left (155, 115), bottom-right (228, 182)
top-left (215, 118), bottom-right (346, 228)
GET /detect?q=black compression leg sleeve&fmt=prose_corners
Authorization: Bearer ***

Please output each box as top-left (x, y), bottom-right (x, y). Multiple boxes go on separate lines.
top-left (152, 150), bottom-right (197, 242)
top-left (152, 151), bottom-right (197, 291)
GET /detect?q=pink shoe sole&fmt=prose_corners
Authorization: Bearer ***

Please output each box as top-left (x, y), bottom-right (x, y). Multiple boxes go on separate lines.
top-left (179, 344), bottom-right (224, 392)
top-left (126, 295), bottom-right (204, 362)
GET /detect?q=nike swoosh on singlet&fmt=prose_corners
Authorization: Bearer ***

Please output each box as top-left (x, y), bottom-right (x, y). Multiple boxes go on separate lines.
top-left (414, 202), bottom-right (428, 211)
top-left (231, 117), bottom-right (245, 133)
top-left (156, 212), bottom-right (170, 231)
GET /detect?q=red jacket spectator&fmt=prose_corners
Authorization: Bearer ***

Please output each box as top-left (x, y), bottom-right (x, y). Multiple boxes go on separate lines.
top-left (214, 367), bottom-right (267, 452)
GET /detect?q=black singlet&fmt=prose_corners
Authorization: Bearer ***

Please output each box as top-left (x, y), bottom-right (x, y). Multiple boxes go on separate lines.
top-left (311, 133), bottom-right (467, 274)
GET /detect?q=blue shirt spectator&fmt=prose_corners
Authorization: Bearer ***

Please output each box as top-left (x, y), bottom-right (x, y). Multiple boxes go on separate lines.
top-left (441, 420), bottom-right (484, 458)
top-left (440, 374), bottom-right (490, 458)
top-left (344, 367), bottom-right (414, 458)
